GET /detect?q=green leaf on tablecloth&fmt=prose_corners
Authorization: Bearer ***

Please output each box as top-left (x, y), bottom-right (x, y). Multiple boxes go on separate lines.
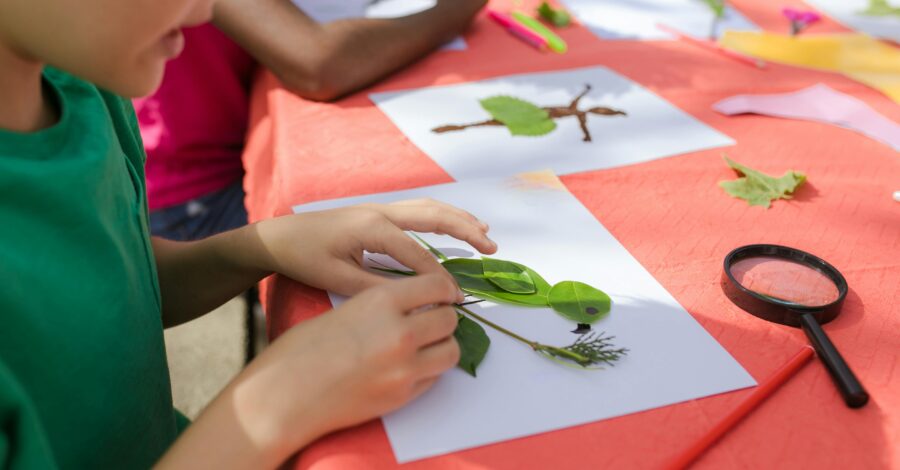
top-left (537, 2), bottom-right (572, 27)
top-left (482, 257), bottom-right (536, 294)
top-left (454, 314), bottom-right (491, 376)
top-left (442, 258), bottom-right (551, 307)
top-left (860, 0), bottom-right (900, 17)
top-left (547, 281), bottom-right (612, 324)
top-left (479, 96), bottom-right (557, 137)
top-left (719, 156), bottom-right (806, 208)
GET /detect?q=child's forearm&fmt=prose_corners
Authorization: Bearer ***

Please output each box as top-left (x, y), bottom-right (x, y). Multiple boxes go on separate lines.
top-left (153, 356), bottom-right (320, 469)
top-left (152, 224), bottom-right (272, 328)
top-left (153, 202), bottom-right (493, 327)
top-left (213, 0), bottom-right (487, 102)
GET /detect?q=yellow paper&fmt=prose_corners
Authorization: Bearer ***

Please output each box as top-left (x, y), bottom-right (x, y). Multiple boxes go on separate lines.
top-left (720, 31), bottom-right (900, 104)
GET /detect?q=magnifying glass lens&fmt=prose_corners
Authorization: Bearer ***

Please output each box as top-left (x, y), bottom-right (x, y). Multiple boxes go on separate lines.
top-left (729, 256), bottom-right (841, 307)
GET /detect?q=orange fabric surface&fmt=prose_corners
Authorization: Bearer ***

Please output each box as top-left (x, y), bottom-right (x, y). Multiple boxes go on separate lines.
top-left (242, 1), bottom-right (900, 468)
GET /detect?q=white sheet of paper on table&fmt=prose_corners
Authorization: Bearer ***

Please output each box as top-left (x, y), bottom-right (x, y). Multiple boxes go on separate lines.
top-left (559, 0), bottom-right (758, 40)
top-left (369, 66), bottom-right (735, 181)
top-left (805, 0), bottom-right (900, 43)
top-left (289, 0), bottom-right (368, 23)
top-left (292, 171), bottom-right (756, 464)
top-left (290, 0), bottom-right (466, 50)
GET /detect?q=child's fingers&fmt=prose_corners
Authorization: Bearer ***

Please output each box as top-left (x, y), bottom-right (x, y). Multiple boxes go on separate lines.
top-left (409, 376), bottom-right (440, 403)
top-left (413, 336), bottom-right (462, 380)
top-left (369, 224), bottom-right (453, 277)
top-left (372, 272), bottom-right (462, 312)
top-left (405, 305), bottom-right (459, 348)
top-left (327, 261), bottom-right (391, 296)
top-left (377, 205), bottom-right (497, 255)
top-left (389, 198), bottom-right (489, 231)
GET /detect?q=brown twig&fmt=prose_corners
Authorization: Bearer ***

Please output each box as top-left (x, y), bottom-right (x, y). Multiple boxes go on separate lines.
top-left (431, 84), bottom-right (626, 142)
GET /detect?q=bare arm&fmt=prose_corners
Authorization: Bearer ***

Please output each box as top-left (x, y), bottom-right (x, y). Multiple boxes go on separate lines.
top-left (212, 0), bottom-right (486, 102)
top-left (152, 200), bottom-right (494, 328)
top-left (152, 229), bottom-right (270, 328)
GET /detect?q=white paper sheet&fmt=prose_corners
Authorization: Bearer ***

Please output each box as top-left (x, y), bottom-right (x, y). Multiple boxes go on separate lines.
top-left (805, 0), bottom-right (900, 43)
top-left (560, 0), bottom-right (758, 40)
top-left (289, 0), bottom-right (369, 23)
top-left (291, 0), bottom-right (466, 50)
top-left (292, 172), bottom-right (756, 464)
top-left (369, 66), bottom-right (734, 181)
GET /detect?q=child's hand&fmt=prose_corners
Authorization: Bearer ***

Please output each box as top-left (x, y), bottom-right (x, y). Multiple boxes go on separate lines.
top-left (229, 273), bottom-right (463, 463)
top-left (253, 199), bottom-right (497, 296)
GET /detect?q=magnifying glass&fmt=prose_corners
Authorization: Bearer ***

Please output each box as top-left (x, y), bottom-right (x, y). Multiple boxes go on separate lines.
top-left (722, 244), bottom-right (869, 408)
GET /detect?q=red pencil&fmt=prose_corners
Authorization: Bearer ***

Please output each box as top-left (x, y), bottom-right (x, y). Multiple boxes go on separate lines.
top-left (665, 346), bottom-right (815, 470)
top-left (657, 23), bottom-right (766, 70)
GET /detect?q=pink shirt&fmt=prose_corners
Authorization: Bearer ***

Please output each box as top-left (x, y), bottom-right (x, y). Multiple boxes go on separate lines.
top-left (135, 24), bottom-right (256, 210)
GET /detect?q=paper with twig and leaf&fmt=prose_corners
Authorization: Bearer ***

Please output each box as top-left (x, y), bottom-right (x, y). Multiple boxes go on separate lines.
top-left (558, 0), bottom-right (757, 40)
top-left (292, 171), bottom-right (754, 464)
top-left (370, 66), bottom-right (735, 181)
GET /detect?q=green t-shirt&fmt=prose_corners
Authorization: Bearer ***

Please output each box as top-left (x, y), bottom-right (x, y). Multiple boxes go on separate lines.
top-left (0, 68), bottom-right (179, 468)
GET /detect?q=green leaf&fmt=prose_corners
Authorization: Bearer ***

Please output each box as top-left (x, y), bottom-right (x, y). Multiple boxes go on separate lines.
top-left (479, 96), bottom-right (557, 137)
top-left (860, 0), bottom-right (900, 16)
top-left (719, 157), bottom-right (807, 208)
top-left (482, 257), bottom-right (536, 294)
top-left (454, 315), bottom-right (491, 376)
top-left (701, 0), bottom-right (726, 18)
top-left (442, 258), bottom-right (551, 307)
top-left (537, 2), bottom-right (572, 27)
top-left (547, 281), bottom-right (612, 324)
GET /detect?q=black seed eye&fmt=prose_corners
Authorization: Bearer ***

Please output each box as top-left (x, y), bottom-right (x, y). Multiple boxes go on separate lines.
top-left (585, 307), bottom-right (599, 315)
top-left (571, 323), bottom-right (592, 334)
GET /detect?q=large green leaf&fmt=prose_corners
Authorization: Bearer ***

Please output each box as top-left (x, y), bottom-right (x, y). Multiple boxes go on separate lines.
top-left (537, 1), bottom-right (572, 26)
top-left (479, 96), bottom-right (557, 137)
top-left (719, 157), bottom-right (806, 208)
top-left (454, 315), bottom-right (491, 377)
top-left (442, 258), bottom-right (551, 307)
top-left (547, 281), bottom-right (612, 324)
top-left (482, 257), bottom-right (536, 294)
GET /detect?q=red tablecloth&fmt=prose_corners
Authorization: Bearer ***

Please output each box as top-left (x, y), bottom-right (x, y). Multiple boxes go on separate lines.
top-left (242, 1), bottom-right (900, 468)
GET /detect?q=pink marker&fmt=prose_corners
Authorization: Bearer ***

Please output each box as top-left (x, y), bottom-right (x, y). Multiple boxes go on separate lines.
top-left (487, 9), bottom-right (548, 51)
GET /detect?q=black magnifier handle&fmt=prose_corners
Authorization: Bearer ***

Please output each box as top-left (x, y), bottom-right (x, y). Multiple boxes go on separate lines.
top-left (799, 313), bottom-right (869, 408)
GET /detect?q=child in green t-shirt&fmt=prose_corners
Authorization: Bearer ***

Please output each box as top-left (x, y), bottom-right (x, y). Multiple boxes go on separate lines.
top-left (0, 0), bottom-right (496, 468)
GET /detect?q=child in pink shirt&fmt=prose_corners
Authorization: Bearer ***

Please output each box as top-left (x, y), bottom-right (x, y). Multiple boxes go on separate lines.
top-left (135, 25), bottom-right (253, 240)
top-left (138, 0), bottom-right (486, 241)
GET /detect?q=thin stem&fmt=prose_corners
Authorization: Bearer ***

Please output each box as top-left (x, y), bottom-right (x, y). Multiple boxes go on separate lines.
top-left (456, 305), bottom-right (627, 368)
top-left (410, 232), bottom-right (448, 261)
top-left (455, 304), bottom-right (537, 349)
top-left (432, 119), bottom-right (503, 134)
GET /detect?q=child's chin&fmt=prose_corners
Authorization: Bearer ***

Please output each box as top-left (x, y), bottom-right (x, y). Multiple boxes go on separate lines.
top-left (103, 69), bottom-right (165, 99)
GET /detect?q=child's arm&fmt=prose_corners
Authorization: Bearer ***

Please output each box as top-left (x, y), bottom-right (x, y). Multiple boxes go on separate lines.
top-left (156, 273), bottom-right (463, 469)
top-left (212, 0), bottom-right (487, 102)
top-left (153, 198), bottom-right (494, 327)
